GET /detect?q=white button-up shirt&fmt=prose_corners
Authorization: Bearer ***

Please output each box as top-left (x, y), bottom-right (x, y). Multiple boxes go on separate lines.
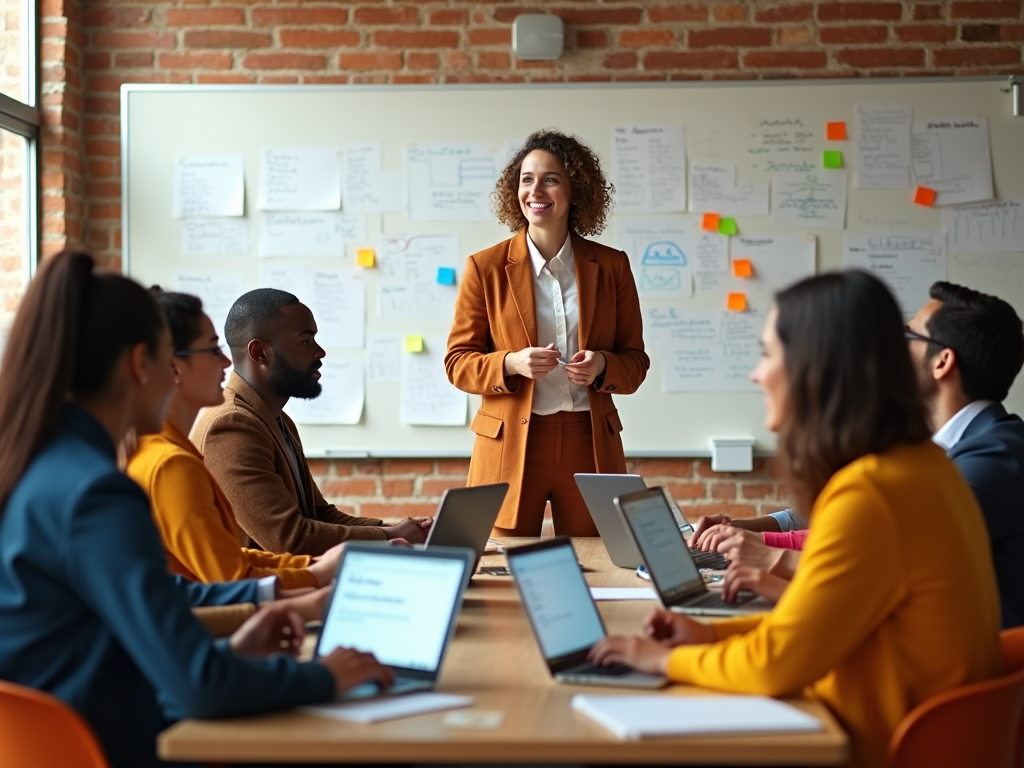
top-left (932, 399), bottom-right (994, 450)
top-left (526, 233), bottom-right (590, 415)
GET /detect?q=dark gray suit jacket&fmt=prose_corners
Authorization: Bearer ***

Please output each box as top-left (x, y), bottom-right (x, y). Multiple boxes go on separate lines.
top-left (948, 402), bottom-right (1024, 629)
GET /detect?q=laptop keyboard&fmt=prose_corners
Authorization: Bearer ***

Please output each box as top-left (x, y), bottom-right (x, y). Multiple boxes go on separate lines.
top-left (566, 662), bottom-right (634, 677)
top-left (686, 590), bottom-right (755, 609)
top-left (690, 548), bottom-right (728, 570)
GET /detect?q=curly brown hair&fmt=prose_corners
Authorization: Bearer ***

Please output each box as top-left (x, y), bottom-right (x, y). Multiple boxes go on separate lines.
top-left (492, 130), bottom-right (614, 237)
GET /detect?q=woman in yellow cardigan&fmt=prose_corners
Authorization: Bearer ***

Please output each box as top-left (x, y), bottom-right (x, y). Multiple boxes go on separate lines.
top-left (590, 271), bottom-right (1001, 768)
top-left (127, 290), bottom-right (339, 590)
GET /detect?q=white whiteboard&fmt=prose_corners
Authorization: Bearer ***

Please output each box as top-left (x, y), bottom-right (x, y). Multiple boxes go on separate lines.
top-left (121, 80), bottom-right (1024, 457)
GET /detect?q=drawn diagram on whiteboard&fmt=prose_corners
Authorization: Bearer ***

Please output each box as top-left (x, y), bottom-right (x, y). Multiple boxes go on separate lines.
top-left (407, 144), bottom-right (498, 222)
top-left (772, 172), bottom-right (847, 229)
top-left (640, 240), bottom-right (688, 293)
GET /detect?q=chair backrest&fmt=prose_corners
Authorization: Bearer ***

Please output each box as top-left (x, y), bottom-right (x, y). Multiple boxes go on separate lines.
top-left (887, 627), bottom-right (1024, 768)
top-left (0, 680), bottom-right (109, 768)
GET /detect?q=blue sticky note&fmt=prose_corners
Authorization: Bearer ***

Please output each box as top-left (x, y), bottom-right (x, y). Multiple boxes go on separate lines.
top-left (437, 267), bottom-right (456, 285)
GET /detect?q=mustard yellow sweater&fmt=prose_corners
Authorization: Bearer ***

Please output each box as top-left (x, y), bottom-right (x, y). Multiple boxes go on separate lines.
top-left (127, 421), bottom-right (318, 589)
top-left (667, 442), bottom-right (1001, 768)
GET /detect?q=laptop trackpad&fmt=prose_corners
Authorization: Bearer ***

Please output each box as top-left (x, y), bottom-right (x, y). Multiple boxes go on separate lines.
top-left (336, 678), bottom-right (432, 700)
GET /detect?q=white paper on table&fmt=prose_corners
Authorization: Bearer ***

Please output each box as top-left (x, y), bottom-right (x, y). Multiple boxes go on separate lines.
top-left (173, 154), bottom-right (244, 218)
top-left (407, 144), bottom-right (498, 222)
top-left (308, 271), bottom-right (365, 349)
top-left (911, 116), bottom-right (994, 206)
top-left (844, 232), bottom-right (947, 318)
top-left (746, 117), bottom-right (817, 174)
top-left (259, 213), bottom-right (366, 258)
top-left (688, 164), bottom-right (769, 216)
top-left (944, 198), bottom-right (1024, 254)
top-left (612, 125), bottom-right (687, 213)
top-left (589, 587), bottom-right (657, 601)
top-left (772, 170), bottom-right (847, 229)
top-left (342, 143), bottom-right (405, 214)
top-left (175, 271), bottom-right (245, 344)
top-left (571, 694), bottom-right (821, 740)
top-left (377, 233), bottom-right (460, 319)
top-left (400, 337), bottom-right (467, 426)
top-left (856, 103), bottom-right (913, 189)
top-left (301, 693), bottom-right (474, 724)
top-left (366, 334), bottom-right (402, 383)
top-left (257, 265), bottom-right (306, 299)
top-left (284, 359), bottom-right (364, 425)
top-left (729, 234), bottom-right (816, 294)
top-left (616, 216), bottom-right (695, 299)
top-left (258, 147), bottom-right (342, 211)
top-left (181, 219), bottom-right (250, 256)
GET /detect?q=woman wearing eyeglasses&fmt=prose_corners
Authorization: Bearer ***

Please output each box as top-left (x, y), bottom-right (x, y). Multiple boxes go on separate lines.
top-left (126, 289), bottom-right (342, 589)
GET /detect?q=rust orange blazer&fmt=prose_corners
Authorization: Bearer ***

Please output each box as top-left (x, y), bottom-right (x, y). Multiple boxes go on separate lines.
top-left (445, 229), bottom-right (649, 530)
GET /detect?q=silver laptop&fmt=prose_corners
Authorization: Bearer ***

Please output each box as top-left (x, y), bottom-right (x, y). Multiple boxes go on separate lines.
top-left (506, 536), bottom-right (667, 689)
top-left (616, 488), bottom-right (770, 617)
top-left (316, 543), bottom-right (475, 699)
top-left (423, 483), bottom-right (508, 568)
top-left (574, 473), bottom-right (728, 571)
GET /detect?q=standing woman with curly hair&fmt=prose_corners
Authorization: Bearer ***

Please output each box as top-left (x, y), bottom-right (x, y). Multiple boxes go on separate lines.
top-left (446, 130), bottom-right (650, 536)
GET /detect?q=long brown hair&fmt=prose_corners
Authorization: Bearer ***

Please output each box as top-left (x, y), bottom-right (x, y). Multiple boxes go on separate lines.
top-left (0, 250), bottom-right (165, 515)
top-left (774, 270), bottom-right (932, 515)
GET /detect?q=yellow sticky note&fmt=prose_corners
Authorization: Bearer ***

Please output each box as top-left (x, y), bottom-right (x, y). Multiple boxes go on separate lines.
top-left (404, 335), bottom-right (424, 353)
top-left (701, 212), bottom-right (720, 232)
top-left (732, 258), bottom-right (753, 278)
top-left (718, 217), bottom-right (738, 236)
top-left (356, 249), bottom-right (376, 267)
top-left (823, 150), bottom-right (843, 169)
top-left (826, 121), bottom-right (847, 141)
top-left (727, 292), bottom-right (747, 312)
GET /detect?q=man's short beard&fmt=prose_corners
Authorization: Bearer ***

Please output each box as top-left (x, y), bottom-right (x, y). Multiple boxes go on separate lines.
top-left (268, 354), bottom-right (322, 400)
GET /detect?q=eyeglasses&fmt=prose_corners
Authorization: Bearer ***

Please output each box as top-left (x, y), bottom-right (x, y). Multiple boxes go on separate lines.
top-left (175, 345), bottom-right (224, 358)
top-left (903, 326), bottom-right (948, 348)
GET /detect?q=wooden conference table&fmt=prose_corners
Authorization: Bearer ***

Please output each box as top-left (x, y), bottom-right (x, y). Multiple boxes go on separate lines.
top-left (159, 538), bottom-right (848, 765)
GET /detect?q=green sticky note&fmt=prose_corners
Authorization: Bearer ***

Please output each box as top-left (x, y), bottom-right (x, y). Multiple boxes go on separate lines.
top-left (718, 217), bottom-right (738, 236)
top-left (823, 150), bottom-right (843, 169)
top-left (404, 335), bottom-right (424, 353)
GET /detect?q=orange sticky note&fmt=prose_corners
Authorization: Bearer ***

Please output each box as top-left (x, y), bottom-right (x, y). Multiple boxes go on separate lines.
top-left (732, 258), bottom-right (753, 278)
top-left (357, 249), bottom-right (376, 267)
top-left (727, 292), bottom-right (747, 312)
top-left (826, 121), bottom-right (847, 141)
top-left (914, 186), bottom-right (937, 207)
top-left (702, 212), bottom-right (720, 232)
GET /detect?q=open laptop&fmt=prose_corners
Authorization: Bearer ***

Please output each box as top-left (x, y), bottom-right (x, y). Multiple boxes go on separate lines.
top-left (506, 537), bottom-right (667, 689)
top-left (422, 483), bottom-right (508, 569)
top-left (574, 473), bottom-right (728, 571)
top-left (616, 487), bottom-right (770, 617)
top-left (316, 543), bottom-right (475, 699)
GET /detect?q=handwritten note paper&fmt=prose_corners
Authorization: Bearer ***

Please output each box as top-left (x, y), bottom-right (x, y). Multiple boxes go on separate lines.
top-left (689, 164), bottom-right (769, 216)
top-left (257, 265), bottom-right (306, 299)
top-left (644, 307), bottom-right (719, 350)
top-left (367, 334), bottom-right (402, 383)
top-left (342, 143), bottom-right (404, 214)
top-left (257, 148), bottom-right (342, 211)
top-left (911, 116), bottom-right (994, 206)
top-left (612, 125), bottom-right (687, 213)
top-left (746, 117), bottom-right (817, 173)
top-left (259, 213), bottom-right (365, 258)
top-left (407, 144), bottom-right (497, 222)
top-left (308, 271), bottom-right (366, 349)
top-left (400, 337), bottom-right (467, 426)
top-left (376, 233), bottom-right (460, 319)
top-left (729, 235), bottom-right (817, 294)
top-left (284, 359), bottom-right (364, 425)
top-left (175, 271), bottom-right (245, 344)
top-left (772, 171), bottom-right (848, 229)
top-left (182, 219), bottom-right (250, 256)
top-left (662, 309), bottom-right (765, 393)
top-left (944, 198), bottom-right (1024, 254)
top-left (173, 154), bottom-right (244, 218)
top-left (856, 103), bottom-right (912, 189)
top-left (844, 232), bottom-right (947, 317)
top-left (616, 216), bottom-right (694, 299)
top-left (693, 231), bottom-right (730, 293)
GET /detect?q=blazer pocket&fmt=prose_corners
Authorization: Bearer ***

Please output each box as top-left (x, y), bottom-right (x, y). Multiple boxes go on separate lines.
top-left (605, 409), bottom-right (623, 434)
top-left (471, 411), bottom-right (503, 439)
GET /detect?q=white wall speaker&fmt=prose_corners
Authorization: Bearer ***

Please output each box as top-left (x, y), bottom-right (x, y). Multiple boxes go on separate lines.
top-left (512, 14), bottom-right (565, 61)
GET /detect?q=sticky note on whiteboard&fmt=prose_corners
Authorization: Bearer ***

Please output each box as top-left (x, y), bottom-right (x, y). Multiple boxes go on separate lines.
top-left (732, 259), bottom-right (753, 278)
top-left (718, 217), bottom-right (738, 236)
top-left (437, 267), bottom-right (456, 285)
top-left (404, 335), bottom-right (424, 353)
top-left (913, 186), bottom-right (937, 207)
top-left (356, 249), bottom-right (376, 267)
top-left (822, 150), bottom-right (843, 169)
top-left (727, 293), bottom-right (747, 312)
top-left (701, 213), bottom-right (720, 232)
top-left (826, 122), bottom-right (847, 141)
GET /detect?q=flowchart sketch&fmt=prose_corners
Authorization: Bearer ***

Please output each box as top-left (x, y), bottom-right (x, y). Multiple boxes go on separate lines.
top-left (688, 164), bottom-right (769, 216)
top-left (175, 271), bottom-right (245, 345)
top-left (772, 170), bottom-right (848, 229)
top-left (342, 143), bottom-right (404, 214)
top-left (612, 125), bottom-right (687, 213)
top-left (616, 216), bottom-right (694, 299)
top-left (407, 144), bottom-right (498, 221)
top-left (844, 232), bottom-right (947, 318)
top-left (308, 271), bottom-right (366, 349)
top-left (400, 337), bottom-right (467, 426)
top-left (377, 233), bottom-right (460, 319)
top-left (911, 117), bottom-right (993, 206)
top-left (173, 154), bottom-right (244, 218)
top-left (258, 147), bottom-right (343, 211)
top-left (944, 198), bottom-right (1024, 254)
top-left (182, 219), bottom-right (250, 256)
top-left (284, 359), bottom-right (365, 426)
top-left (856, 103), bottom-right (912, 189)
top-left (746, 117), bottom-right (817, 173)
top-left (729, 235), bottom-right (816, 294)
top-left (259, 213), bottom-right (365, 258)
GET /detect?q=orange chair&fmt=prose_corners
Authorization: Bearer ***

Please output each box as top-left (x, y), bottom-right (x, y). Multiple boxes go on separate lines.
top-left (887, 626), bottom-right (1024, 768)
top-left (0, 680), bottom-right (109, 768)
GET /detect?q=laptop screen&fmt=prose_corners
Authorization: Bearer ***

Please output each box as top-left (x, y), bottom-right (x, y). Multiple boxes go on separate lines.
top-left (620, 491), bottom-right (704, 600)
top-left (318, 549), bottom-right (468, 672)
top-left (509, 542), bottom-right (605, 662)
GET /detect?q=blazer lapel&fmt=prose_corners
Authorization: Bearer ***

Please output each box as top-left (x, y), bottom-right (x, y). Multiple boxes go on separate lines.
top-left (227, 372), bottom-right (304, 492)
top-left (572, 234), bottom-right (599, 350)
top-left (505, 229), bottom-right (538, 347)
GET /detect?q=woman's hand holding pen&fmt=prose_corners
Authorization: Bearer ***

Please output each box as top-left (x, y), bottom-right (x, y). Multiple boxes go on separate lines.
top-left (504, 343), bottom-right (562, 379)
top-left (564, 350), bottom-right (606, 386)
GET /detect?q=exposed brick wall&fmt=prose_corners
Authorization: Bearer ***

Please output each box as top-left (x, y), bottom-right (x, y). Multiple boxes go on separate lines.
top-left (1, 0), bottom-right (26, 332)
top-left (39, 0), bottom-right (1024, 518)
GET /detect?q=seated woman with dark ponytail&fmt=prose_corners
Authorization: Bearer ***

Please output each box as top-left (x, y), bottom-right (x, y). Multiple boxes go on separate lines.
top-left (0, 251), bottom-right (392, 768)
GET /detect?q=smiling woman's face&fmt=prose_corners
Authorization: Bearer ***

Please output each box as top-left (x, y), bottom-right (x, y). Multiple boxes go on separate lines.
top-left (518, 149), bottom-right (572, 233)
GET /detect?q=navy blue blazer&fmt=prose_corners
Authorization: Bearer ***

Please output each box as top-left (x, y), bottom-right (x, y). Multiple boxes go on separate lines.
top-left (0, 406), bottom-right (334, 768)
top-left (948, 402), bottom-right (1024, 629)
